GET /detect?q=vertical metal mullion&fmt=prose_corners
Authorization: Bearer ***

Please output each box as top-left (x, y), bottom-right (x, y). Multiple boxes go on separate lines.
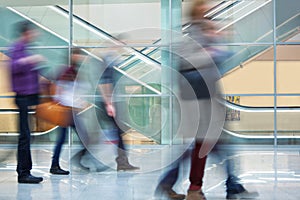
top-left (168, 0), bottom-right (173, 145)
top-left (69, 0), bottom-right (73, 48)
top-left (272, 0), bottom-right (278, 187)
top-left (68, 0), bottom-right (73, 174)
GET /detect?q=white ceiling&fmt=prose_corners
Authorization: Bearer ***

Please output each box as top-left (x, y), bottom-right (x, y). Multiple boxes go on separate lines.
top-left (0, 0), bottom-right (223, 7)
top-left (0, 0), bottom-right (162, 7)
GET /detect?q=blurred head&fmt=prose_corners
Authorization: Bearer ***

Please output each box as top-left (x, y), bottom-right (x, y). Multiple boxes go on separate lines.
top-left (17, 21), bottom-right (39, 42)
top-left (190, 0), bottom-right (209, 21)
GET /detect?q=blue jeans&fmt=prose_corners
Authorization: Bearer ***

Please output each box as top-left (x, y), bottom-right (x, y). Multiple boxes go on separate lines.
top-left (51, 127), bottom-right (67, 167)
top-left (95, 100), bottom-right (126, 151)
top-left (15, 94), bottom-right (39, 177)
top-left (213, 144), bottom-right (246, 194)
top-left (51, 119), bottom-right (93, 168)
top-left (157, 160), bottom-right (181, 190)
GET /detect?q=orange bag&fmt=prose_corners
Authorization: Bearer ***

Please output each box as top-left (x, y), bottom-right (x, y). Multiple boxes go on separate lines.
top-left (35, 101), bottom-right (73, 127)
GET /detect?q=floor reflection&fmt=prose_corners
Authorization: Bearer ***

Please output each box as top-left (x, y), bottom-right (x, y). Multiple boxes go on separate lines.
top-left (0, 145), bottom-right (300, 199)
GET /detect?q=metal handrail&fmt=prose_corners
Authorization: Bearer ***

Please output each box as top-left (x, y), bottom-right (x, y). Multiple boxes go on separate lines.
top-left (1, 98), bottom-right (300, 134)
top-left (223, 128), bottom-right (300, 139)
top-left (224, 100), bottom-right (300, 113)
top-left (0, 126), bottom-right (59, 136)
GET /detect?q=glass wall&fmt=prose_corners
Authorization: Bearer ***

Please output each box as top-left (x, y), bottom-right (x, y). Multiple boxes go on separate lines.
top-left (0, 0), bottom-right (300, 192)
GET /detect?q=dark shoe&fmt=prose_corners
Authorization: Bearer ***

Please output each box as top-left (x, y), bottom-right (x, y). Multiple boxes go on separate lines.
top-left (18, 174), bottom-right (43, 184)
top-left (226, 190), bottom-right (259, 199)
top-left (116, 154), bottom-right (140, 171)
top-left (50, 166), bottom-right (70, 175)
top-left (226, 176), bottom-right (246, 194)
top-left (155, 186), bottom-right (185, 200)
top-left (117, 163), bottom-right (140, 171)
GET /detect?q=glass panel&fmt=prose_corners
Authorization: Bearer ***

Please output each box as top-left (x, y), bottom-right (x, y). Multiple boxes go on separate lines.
top-left (276, 0), bottom-right (300, 43)
top-left (276, 45), bottom-right (300, 140)
top-left (7, 6), bottom-right (70, 47)
top-left (277, 45), bottom-right (300, 94)
top-left (84, 46), bottom-right (161, 93)
top-left (221, 46), bottom-right (274, 94)
top-left (119, 95), bottom-right (162, 144)
top-left (220, 44), bottom-right (274, 74)
top-left (224, 98), bottom-right (275, 139)
top-left (0, 50), bottom-right (17, 138)
top-left (276, 107), bottom-right (300, 142)
top-left (217, 0), bottom-right (273, 43)
top-left (0, 0), bottom-right (70, 148)
top-left (28, 48), bottom-right (69, 80)
top-left (70, 47), bottom-right (162, 145)
top-left (72, 1), bottom-right (161, 46)
top-left (0, 1), bottom-right (65, 7)
top-left (275, 32), bottom-right (300, 195)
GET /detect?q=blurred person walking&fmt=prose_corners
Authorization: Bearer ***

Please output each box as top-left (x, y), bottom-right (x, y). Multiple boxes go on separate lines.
top-left (48, 48), bottom-right (87, 175)
top-left (156, 0), bottom-right (258, 199)
top-left (184, 1), bottom-right (258, 199)
top-left (155, 0), bottom-right (217, 198)
top-left (49, 48), bottom-right (113, 173)
top-left (9, 21), bottom-right (44, 184)
top-left (95, 47), bottom-right (140, 171)
top-left (48, 48), bottom-right (106, 173)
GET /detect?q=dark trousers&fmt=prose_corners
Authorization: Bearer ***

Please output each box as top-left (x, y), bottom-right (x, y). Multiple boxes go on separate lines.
top-left (51, 127), bottom-right (67, 167)
top-left (15, 94), bottom-right (39, 177)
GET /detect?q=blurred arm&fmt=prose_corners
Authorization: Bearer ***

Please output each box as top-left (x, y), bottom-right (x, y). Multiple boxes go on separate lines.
top-left (98, 83), bottom-right (115, 117)
top-left (10, 45), bottom-right (44, 74)
top-left (97, 65), bottom-right (115, 117)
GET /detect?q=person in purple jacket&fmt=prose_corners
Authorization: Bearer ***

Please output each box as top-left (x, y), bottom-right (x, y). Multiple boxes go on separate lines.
top-left (9, 21), bottom-right (45, 184)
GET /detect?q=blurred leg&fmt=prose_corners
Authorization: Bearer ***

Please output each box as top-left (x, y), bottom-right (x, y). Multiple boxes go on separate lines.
top-left (187, 142), bottom-right (207, 200)
top-left (155, 152), bottom-right (189, 200)
top-left (51, 127), bottom-right (67, 168)
top-left (213, 142), bottom-right (259, 199)
top-left (189, 142), bottom-right (207, 191)
top-left (96, 100), bottom-right (139, 171)
top-left (16, 98), bottom-right (32, 177)
top-left (158, 162), bottom-right (180, 190)
top-left (15, 95), bottom-right (43, 183)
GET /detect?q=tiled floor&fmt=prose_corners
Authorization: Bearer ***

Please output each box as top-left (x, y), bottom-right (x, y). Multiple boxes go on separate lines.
top-left (1, 145), bottom-right (300, 200)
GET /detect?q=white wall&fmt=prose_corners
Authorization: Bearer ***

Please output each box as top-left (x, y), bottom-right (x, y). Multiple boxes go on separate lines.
top-left (72, 3), bottom-right (161, 39)
top-left (68, 2), bottom-right (193, 41)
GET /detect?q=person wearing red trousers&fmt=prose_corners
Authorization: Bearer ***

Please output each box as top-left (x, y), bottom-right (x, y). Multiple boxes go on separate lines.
top-left (154, 141), bottom-right (207, 200)
top-left (155, 1), bottom-right (258, 200)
